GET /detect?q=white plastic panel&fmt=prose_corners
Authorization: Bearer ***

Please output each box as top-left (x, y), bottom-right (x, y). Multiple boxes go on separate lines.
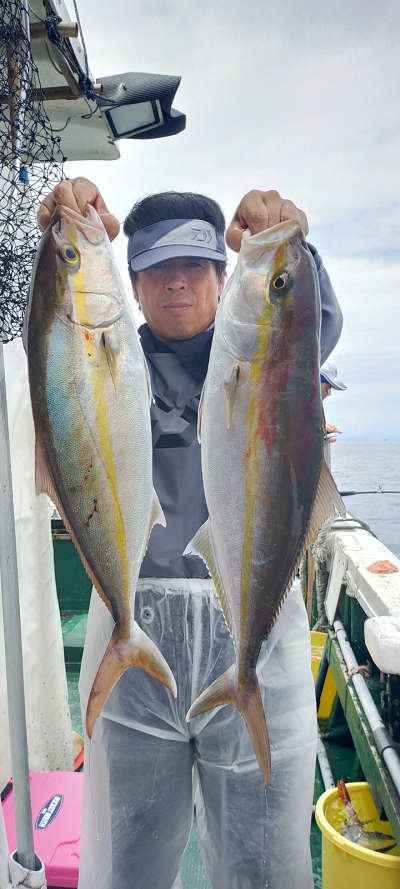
top-left (364, 615), bottom-right (400, 675)
top-left (28, 0), bottom-right (119, 161)
top-left (0, 338), bottom-right (73, 792)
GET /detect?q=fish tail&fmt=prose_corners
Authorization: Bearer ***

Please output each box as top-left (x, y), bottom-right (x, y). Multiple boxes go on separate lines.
top-left (86, 622), bottom-right (177, 737)
top-left (239, 680), bottom-right (271, 787)
top-left (186, 666), bottom-right (271, 786)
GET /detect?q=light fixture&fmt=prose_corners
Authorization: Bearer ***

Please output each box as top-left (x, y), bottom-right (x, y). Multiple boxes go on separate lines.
top-left (96, 72), bottom-right (186, 140)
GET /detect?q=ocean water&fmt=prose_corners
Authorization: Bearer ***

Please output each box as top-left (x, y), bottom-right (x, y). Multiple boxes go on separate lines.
top-left (330, 441), bottom-right (400, 559)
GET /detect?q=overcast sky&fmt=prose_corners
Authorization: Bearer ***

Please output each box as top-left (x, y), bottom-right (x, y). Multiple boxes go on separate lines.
top-left (64, 0), bottom-right (400, 440)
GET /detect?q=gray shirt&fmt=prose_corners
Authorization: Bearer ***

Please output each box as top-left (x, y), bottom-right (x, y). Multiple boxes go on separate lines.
top-left (139, 245), bottom-right (343, 579)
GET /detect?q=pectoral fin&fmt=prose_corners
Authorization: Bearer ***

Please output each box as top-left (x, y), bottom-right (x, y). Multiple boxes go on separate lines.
top-left (223, 363), bottom-right (241, 429)
top-left (143, 354), bottom-right (154, 405)
top-left (101, 330), bottom-right (120, 390)
top-left (197, 380), bottom-right (206, 443)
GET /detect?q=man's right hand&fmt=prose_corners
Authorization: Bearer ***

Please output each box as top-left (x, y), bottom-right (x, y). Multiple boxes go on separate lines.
top-left (38, 177), bottom-right (120, 241)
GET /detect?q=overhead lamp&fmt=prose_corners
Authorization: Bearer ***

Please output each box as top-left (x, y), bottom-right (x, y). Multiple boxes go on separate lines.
top-left (96, 72), bottom-right (186, 140)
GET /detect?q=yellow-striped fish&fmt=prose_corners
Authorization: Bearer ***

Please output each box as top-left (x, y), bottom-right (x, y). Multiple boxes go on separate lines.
top-left (185, 220), bottom-right (344, 785)
top-left (25, 205), bottom-right (177, 737)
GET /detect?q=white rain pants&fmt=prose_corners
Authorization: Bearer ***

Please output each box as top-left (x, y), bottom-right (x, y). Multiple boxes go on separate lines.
top-left (78, 577), bottom-right (317, 889)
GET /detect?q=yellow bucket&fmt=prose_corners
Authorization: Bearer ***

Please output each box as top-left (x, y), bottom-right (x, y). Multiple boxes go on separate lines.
top-left (315, 782), bottom-right (400, 889)
top-left (310, 630), bottom-right (336, 719)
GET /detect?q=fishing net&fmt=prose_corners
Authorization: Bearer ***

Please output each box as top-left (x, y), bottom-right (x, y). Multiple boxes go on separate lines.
top-left (0, 0), bottom-right (65, 343)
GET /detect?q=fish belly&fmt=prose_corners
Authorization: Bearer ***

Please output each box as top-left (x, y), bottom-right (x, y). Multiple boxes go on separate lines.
top-left (186, 330), bottom-right (322, 786)
top-left (43, 317), bottom-right (151, 622)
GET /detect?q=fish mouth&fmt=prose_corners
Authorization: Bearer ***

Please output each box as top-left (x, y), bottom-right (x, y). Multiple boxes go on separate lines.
top-left (51, 204), bottom-right (106, 246)
top-left (242, 220), bottom-right (306, 260)
top-left (249, 219), bottom-right (304, 241)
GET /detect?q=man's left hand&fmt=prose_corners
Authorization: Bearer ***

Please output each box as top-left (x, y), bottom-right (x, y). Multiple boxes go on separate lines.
top-left (326, 423), bottom-right (342, 443)
top-left (226, 189), bottom-right (309, 253)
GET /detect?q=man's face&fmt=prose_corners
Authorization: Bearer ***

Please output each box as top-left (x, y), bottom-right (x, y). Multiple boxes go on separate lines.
top-left (131, 257), bottom-right (225, 341)
top-left (321, 381), bottom-right (332, 399)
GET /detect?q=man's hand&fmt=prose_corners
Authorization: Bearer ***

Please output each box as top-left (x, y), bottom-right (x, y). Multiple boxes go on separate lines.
top-left (226, 189), bottom-right (309, 253)
top-left (38, 177), bottom-right (120, 241)
top-left (326, 423), bottom-right (342, 443)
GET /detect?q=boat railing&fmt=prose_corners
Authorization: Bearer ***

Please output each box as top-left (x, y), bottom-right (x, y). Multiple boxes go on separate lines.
top-left (310, 515), bottom-right (400, 845)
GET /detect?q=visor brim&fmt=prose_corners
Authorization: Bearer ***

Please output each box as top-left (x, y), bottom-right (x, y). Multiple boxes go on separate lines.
top-left (130, 243), bottom-right (227, 272)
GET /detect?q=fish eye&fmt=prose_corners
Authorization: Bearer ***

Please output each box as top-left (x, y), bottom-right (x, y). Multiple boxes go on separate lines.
top-left (271, 271), bottom-right (289, 293)
top-left (59, 244), bottom-right (80, 267)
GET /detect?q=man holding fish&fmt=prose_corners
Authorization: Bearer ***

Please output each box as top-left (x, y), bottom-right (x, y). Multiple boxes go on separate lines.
top-left (37, 179), bottom-right (343, 889)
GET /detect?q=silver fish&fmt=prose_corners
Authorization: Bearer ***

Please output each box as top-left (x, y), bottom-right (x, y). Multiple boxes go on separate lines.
top-left (25, 204), bottom-right (177, 737)
top-left (185, 220), bottom-right (344, 784)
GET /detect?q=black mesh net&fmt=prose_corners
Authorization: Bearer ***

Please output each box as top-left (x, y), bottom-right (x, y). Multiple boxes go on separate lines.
top-left (0, 0), bottom-right (65, 343)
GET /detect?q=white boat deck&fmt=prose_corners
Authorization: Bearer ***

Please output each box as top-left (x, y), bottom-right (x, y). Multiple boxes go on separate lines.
top-left (324, 519), bottom-right (400, 674)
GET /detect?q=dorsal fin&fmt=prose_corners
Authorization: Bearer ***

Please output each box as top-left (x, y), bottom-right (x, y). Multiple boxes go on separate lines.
top-left (307, 460), bottom-right (346, 546)
top-left (263, 459), bottom-right (346, 639)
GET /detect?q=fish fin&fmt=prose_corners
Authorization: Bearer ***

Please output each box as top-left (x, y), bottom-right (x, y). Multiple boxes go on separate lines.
top-left (322, 405), bottom-right (327, 438)
top-left (86, 621), bottom-right (177, 737)
top-left (35, 434), bottom-right (57, 499)
top-left (143, 354), bottom-right (154, 405)
top-left (187, 664), bottom-right (236, 716)
top-left (286, 460), bottom-right (346, 600)
top-left (35, 435), bottom-right (114, 617)
top-left (187, 667), bottom-right (271, 786)
top-left (101, 330), bottom-right (120, 391)
top-left (145, 488), bottom-right (166, 552)
top-left (286, 461), bottom-right (346, 599)
top-left (184, 520), bottom-right (233, 634)
top-left (223, 362), bottom-right (241, 429)
top-left (151, 487), bottom-right (166, 528)
top-left (22, 305), bottom-right (29, 353)
top-left (306, 460), bottom-right (346, 550)
top-left (263, 461), bottom-right (347, 640)
top-left (197, 380), bottom-right (206, 443)
top-left (56, 505), bottom-right (113, 617)
top-left (238, 679), bottom-right (271, 787)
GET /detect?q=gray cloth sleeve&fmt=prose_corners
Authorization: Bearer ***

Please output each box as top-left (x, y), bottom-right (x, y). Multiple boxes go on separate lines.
top-left (308, 243), bottom-right (343, 363)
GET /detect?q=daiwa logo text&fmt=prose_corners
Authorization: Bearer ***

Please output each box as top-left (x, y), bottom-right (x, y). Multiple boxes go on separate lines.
top-left (190, 226), bottom-right (212, 244)
top-left (35, 794), bottom-right (63, 829)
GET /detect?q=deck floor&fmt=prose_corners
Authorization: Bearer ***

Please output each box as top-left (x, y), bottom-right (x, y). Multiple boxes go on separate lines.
top-left (62, 613), bottom-right (358, 889)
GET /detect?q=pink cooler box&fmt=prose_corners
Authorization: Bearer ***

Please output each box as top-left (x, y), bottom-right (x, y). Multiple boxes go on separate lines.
top-left (2, 771), bottom-right (83, 888)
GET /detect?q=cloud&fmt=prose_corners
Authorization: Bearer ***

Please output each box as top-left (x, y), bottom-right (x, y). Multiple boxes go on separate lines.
top-left (69, 0), bottom-right (400, 214)
top-left (319, 256), bottom-right (400, 438)
top-left (63, 0), bottom-right (399, 437)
